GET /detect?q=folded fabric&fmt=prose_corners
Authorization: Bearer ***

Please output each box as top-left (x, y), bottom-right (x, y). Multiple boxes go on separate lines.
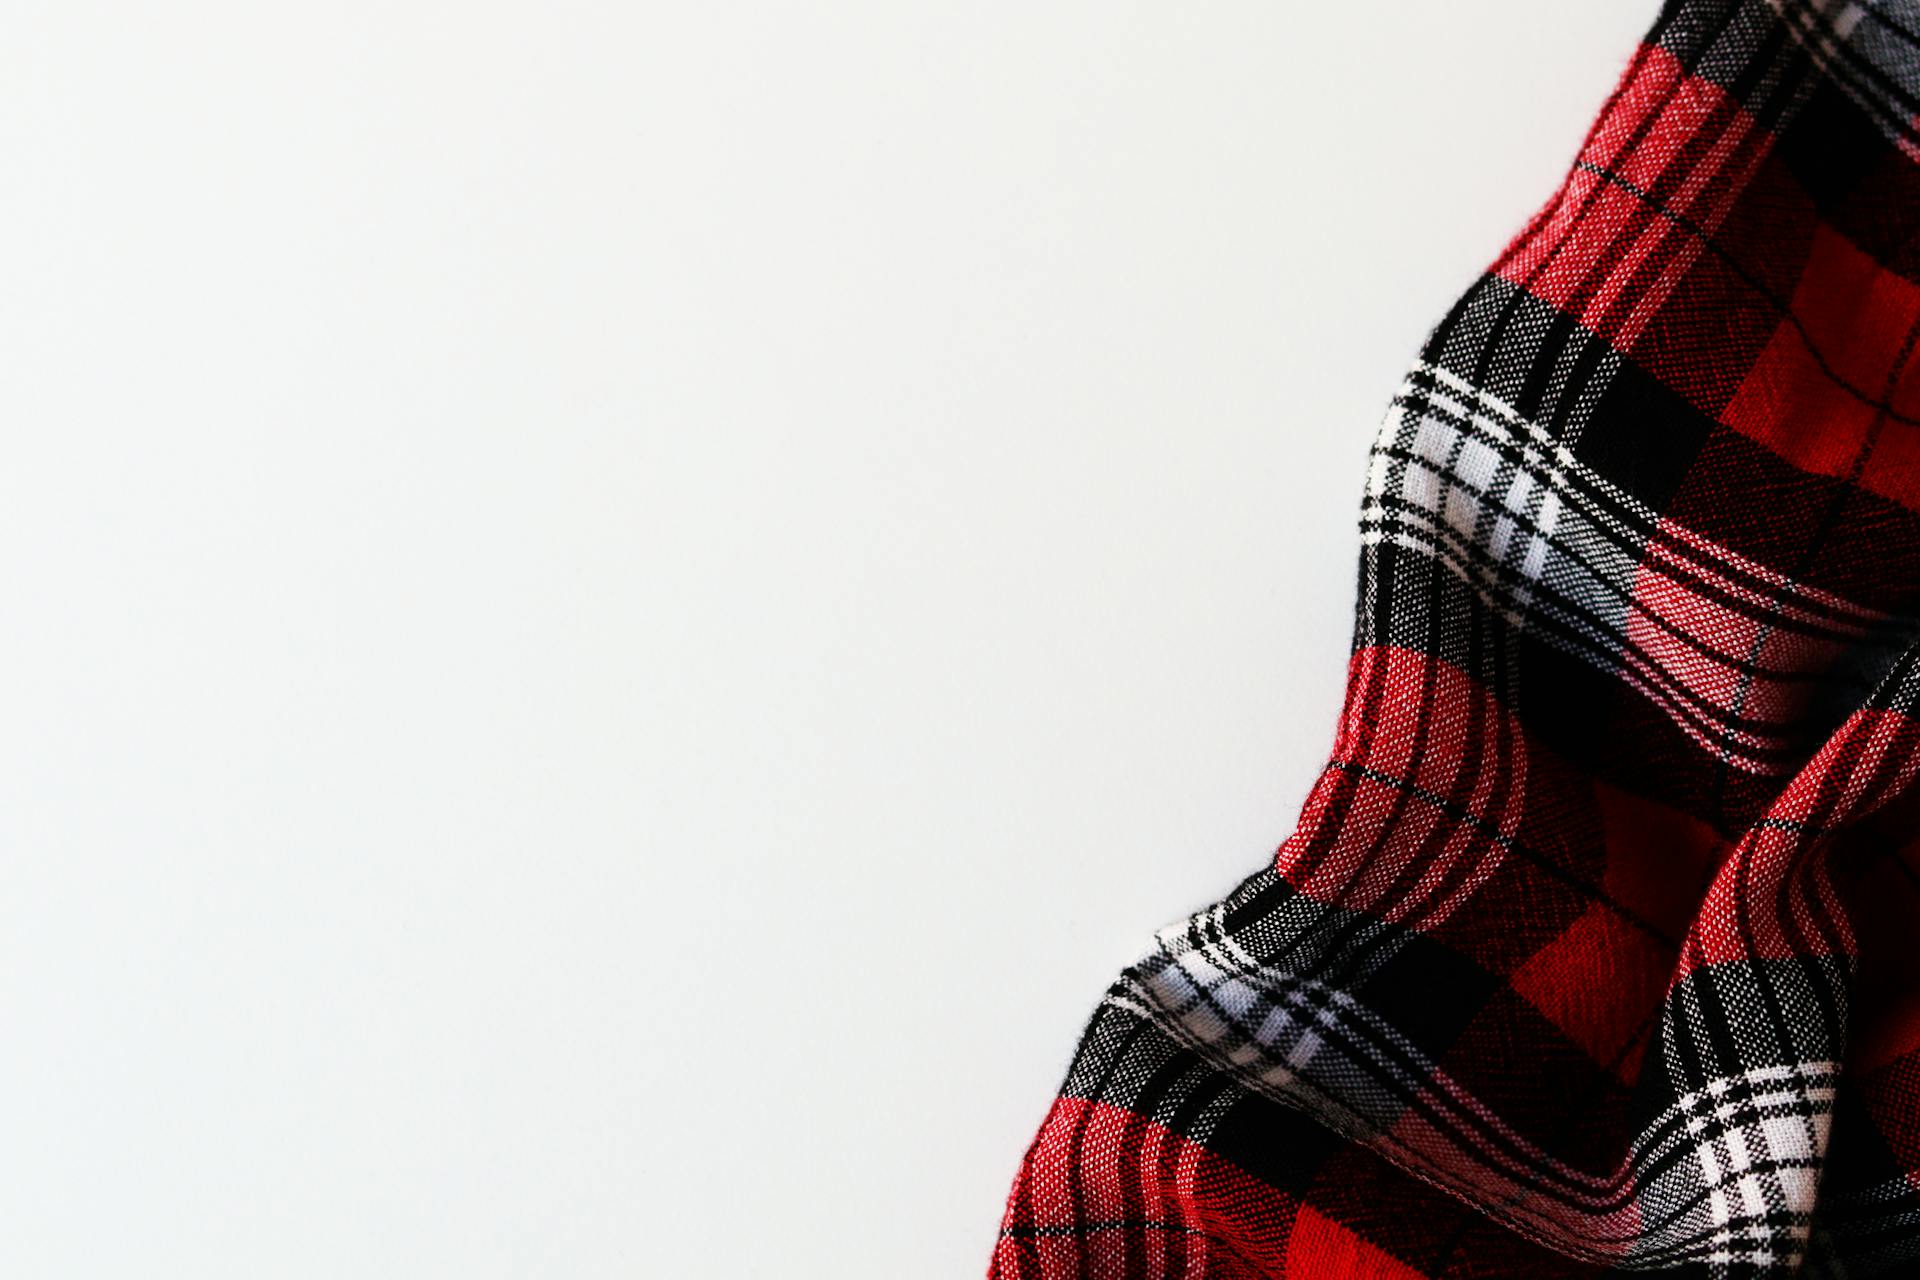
top-left (990, 2), bottom-right (1920, 1276)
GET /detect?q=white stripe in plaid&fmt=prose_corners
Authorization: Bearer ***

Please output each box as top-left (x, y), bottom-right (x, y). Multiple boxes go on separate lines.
top-left (1764, 0), bottom-right (1920, 160)
top-left (1363, 362), bottom-right (1897, 775)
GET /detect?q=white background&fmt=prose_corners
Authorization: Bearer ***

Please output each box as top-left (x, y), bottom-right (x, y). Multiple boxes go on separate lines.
top-left (5, 3), bottom-right (1648, 1275)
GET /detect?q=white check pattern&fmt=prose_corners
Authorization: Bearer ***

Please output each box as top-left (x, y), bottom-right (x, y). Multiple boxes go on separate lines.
top-left (1362, 361), bottom-right (1895, 775)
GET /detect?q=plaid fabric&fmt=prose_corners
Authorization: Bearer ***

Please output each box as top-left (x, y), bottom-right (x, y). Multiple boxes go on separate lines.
top-left (990, 2), bottom-right (1920, 1276)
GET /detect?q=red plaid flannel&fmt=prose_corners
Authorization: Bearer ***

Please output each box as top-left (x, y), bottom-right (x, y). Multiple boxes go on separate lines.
top-left (992, 1), bottom-right (1920, 1275)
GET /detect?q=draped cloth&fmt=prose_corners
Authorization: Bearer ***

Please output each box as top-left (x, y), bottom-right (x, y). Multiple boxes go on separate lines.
top-left (990, 2), bottom-right (1920, 1275)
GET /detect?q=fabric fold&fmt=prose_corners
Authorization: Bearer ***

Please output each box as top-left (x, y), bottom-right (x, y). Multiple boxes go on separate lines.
top-left (992, 2), bottom-right (1920, 1275)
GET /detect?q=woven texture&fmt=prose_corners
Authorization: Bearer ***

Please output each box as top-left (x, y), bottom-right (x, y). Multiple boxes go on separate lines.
top-left (991, 2), bottom-right (1920, 1276)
